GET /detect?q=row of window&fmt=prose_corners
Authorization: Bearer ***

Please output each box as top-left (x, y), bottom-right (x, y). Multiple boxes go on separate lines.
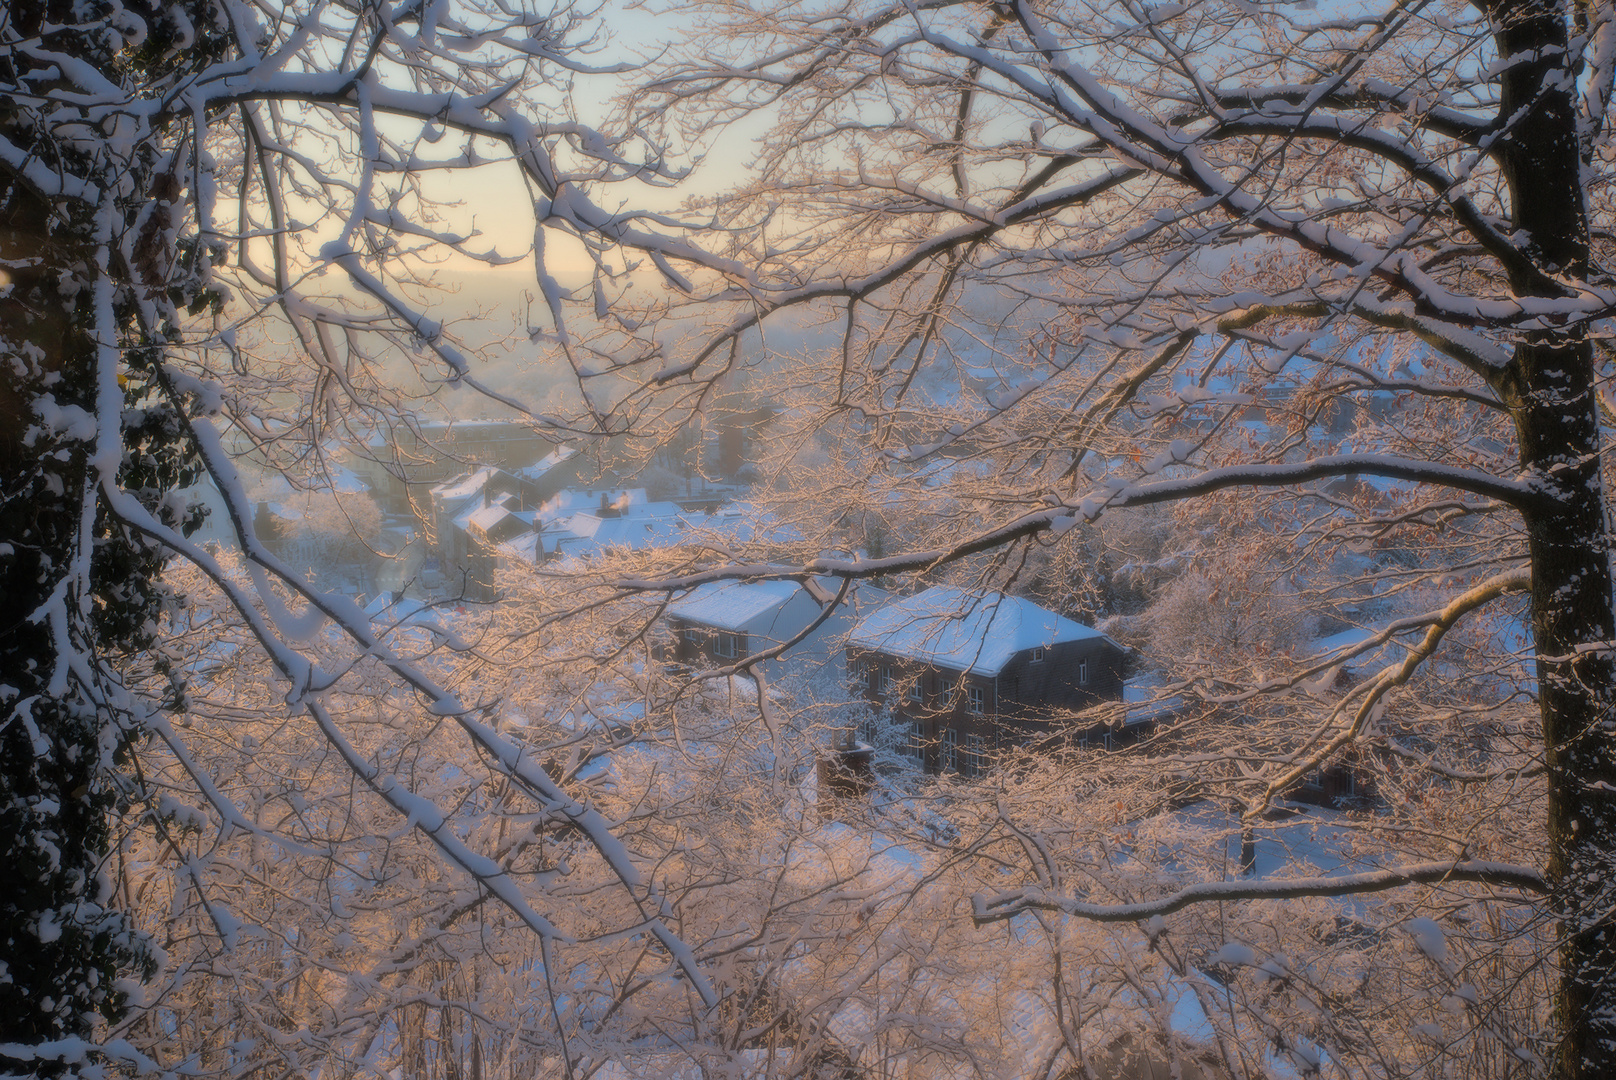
top-left (903, 724), bottom-right (991, 775)
top-left (859, 662), bottom-right (1093, 711)
top-left (860, 662), bottom-right (991, 713)
top-left (684, 626), bottom-right (741, 658)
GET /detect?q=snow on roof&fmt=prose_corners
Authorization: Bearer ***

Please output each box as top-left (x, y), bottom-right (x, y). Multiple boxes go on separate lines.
top-left (431, 466), bottom-right (497, 502)
top-left (518, 444), bottom-right (578, 479)
top-left (466, 502), bottom-right (517, 533)
top-left (363, 593), bottom-right (437, 627)
top-left (324, 464), bottom-right (369, 495)
top-left (545, 512), bottom-right (689, 556)
top-left (681, 503), bottom-right (805, 545)
top-left (498, 531), bottom-right (542, 564)
top-left (667, 579), bottom-right (805, 631)
top-left (536, 488), bottom-right (649, 525)
top-left (849, 586), bottom-right (1109, 676)
top-left (1307, 625), bottom-right (1409, 681)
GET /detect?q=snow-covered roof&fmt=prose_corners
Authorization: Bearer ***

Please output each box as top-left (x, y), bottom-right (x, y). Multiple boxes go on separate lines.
top-left (544, 511), bottom-right (689, 556)
top-left (431, 466), bottom-right (497, 503)
top-left (466, 502), bottom-right (517, 534)
top-left (363, 593), bottom-right (440, 627)
top-left (518, 444), bottom-right (578, 480)
top-left (849, 586), bottom-right (1110, 676)
top-left (681, 503), bottom-right (805, 545)
top-left (667, 580), bottom-right (806, 632)
top-left (536, 488), bottom-right (650, 526)
top-left (498, 531), bottom-right (542, 564)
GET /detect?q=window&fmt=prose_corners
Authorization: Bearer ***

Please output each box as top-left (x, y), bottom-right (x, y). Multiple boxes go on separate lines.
top-left (906, 721), bottom-right (926, 761)
top-left (858, 715), bottom-right (879, 746)
top-left (1078, 658), bottom-right (1090, 685)
top-left (909, 677), bottom-right (924, 703)
top-left (716, 632), bottom-right (737, 658)
top-left (684, 627), bottom-right (700, 642)
top-left (968, 685), bottom-right (985, 714)
top-left (942, 728), bottom-right (959, 772)
top-left (1079, 729), bottom-right (1113, 751)
top-left (964, 733), bottom-right (988, 776)
top-left (1030, 647), bottom-right (1045, 663)
top-left (880, 665), bottom-right (894, 696)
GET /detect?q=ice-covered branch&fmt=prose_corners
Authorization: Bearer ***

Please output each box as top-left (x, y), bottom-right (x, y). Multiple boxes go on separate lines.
top-left (972, 860), bottom-right (1547, 925)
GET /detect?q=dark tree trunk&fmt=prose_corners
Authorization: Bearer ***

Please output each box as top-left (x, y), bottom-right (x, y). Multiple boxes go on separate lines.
top-left (1507, 343), bottom-right (1616, 1079)
top-left (1480, 0), bottom-right (1616, 1073)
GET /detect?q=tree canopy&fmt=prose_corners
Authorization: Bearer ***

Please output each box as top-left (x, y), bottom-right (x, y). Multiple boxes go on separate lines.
top-left (3, 0), bottom-right (1616, 1076)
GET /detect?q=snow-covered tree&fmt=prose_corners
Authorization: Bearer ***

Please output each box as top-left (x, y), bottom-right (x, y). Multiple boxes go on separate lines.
top-left (0, 1), bottom-right (716, 1073)
top-left (1, 1), bottom-right (222, 1063)
top-left (10, 0), bottom-right (1616, 1075)
top-left (586, 0), bottom-right (1616, 1074)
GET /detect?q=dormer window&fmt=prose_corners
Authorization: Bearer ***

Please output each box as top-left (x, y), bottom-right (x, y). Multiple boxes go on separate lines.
top-left (1030, 647), bottom-right (1045, 663)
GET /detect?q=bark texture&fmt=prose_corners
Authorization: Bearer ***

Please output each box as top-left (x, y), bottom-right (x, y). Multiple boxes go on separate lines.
top-left (1480, 0), bottom-right (1616, 1072)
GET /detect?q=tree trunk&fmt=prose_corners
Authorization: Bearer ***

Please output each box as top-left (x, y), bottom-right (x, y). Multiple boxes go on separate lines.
top-left (1507, 343), bottom-right (1616, 1077)
top-left (1482, 0), bottom-right (1616, 1073)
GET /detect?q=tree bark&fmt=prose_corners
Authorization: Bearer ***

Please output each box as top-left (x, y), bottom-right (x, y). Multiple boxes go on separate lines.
top-left (1504, 340), bottom-right (1616, 1078)
top-left (1479, 0), bottom-right (1616, 1073)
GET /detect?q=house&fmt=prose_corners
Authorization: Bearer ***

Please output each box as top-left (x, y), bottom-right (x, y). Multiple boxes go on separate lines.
top-left (846, 587), bottom-right (1130, 775)
top-left (665, 578), bottom-right (887, 681)
top-left (347, 420), bottom-right (560, 514)
top-left (538, 492), bottom-right (690, 560)
top-left (426, 467), bottom-right (548, 598)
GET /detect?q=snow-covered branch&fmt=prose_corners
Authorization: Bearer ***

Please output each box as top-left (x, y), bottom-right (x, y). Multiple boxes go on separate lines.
top-left (973, 859), bottom-right (1548, 925)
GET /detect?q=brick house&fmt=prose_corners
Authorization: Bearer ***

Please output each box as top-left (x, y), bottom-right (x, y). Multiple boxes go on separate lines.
top-left (846, 587), bottom-right (1129, 775)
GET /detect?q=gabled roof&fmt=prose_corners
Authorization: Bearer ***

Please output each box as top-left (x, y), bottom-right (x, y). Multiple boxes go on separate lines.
top-left (848, 586), bottom-right (1110, 676)
top-left (536, 488), bottom-right (650, 527)
top-left (466, 502), bottom-right (514, 532)
top-left (432, 466), bottom-right (499, 503)
top-left (667, 580), bottom-right (806, 632)
top-left (519, 444), bottom-right (578, 480)
top-left (543, 509), bottom-right (688, 556)
top-left (466, 503), bottom-right (531, 544)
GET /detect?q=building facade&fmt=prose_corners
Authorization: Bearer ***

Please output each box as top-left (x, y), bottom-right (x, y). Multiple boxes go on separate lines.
top-left (846, 587), bottom-right (1129, 775)
top-left (665, 578), bottom-right (887, 683)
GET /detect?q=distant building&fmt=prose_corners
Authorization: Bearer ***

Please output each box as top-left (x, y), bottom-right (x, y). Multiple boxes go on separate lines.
top-left (847, 587), bottom-right (1129, 775)
top-left (665, 578), bottom-right (887, 682)
top-left (538, 492), bottom-right (690, 561)
top-left (426, 467), bottom-right (549, 599)
top-left (516, 445), bottom-right (586, 503)
top-left (347, 420), bottom-right (558, 513)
